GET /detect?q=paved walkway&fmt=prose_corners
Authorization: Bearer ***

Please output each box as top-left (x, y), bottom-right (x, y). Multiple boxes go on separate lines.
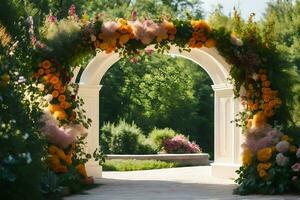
top-left (66, 166), bottom-right (299, 200)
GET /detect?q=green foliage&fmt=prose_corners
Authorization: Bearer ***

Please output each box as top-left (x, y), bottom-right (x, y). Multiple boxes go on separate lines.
top-left (0, 28), bottom-right (45, 200)
top-left (102, 159), bottom-right (176, 171)
top-left (234, 146), bottom-right (299, 195)
top-left (100, 54), bottom-right (214, 154)
top-left (100, 122), bottom-right (114, 154)
top-left (149, 128), bottom-right (176, 151)
top-left (100, 121), bottom-right (156, 154)
top-left (109, 120), bottom-right (147, 154)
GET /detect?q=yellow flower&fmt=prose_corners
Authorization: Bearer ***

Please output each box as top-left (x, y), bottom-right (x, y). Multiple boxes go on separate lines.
top-left (257, 147), bottom-right (273, 162)
top-left (76, 164), bottom-right (88, 177)
top-left (281, 135), bottom-right (290, 142)
top-left (48, 104), bottom-right (62, 113)
top-left (119, 34), bottom-right (130, 45)
top-left (251, 111), bottom-right (266, 128)
top-left (53, 110), bottom-right (67, 121)
top-left (289, 145), bottom-right (297, 153)
top-left (258, 169), bottom-right (268, 178)
top-left (204, 39), bottom-right (216, 48)
top-left (242, 149), bottom-right (252, 167)
top-left (257, 162), bottom-right (272, 172)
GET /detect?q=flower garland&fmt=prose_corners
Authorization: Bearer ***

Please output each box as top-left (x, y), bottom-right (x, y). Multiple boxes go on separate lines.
top-left (33, 59), bottom-right (76, 122)
top-left (189, 20), bottom-right (216, 48)
top-left (28, 5), bottom-right (299, 195)
top-left (243, 69), bottom-right (282, 127)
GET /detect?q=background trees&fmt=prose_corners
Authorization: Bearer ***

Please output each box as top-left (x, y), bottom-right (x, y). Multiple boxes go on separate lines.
top-left (100, 54), bottom-right (214, 155)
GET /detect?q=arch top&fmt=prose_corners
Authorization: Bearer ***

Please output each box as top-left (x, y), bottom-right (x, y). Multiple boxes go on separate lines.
top-left (78, 45), bottom-right (232, 86)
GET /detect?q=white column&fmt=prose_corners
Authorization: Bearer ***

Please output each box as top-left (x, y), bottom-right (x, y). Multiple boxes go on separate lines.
top-left (77, 84), bottom-right (103, 178)
top-left (211, 83), bottom-right (243, 179)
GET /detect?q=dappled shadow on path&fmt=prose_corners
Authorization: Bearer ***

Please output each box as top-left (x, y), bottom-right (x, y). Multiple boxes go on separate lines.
top-left (64, 178), bottom-right (299, 200)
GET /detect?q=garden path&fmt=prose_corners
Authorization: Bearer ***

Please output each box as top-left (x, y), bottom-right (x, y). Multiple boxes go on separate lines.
top-left (65, 166), bottom-right (299, 200)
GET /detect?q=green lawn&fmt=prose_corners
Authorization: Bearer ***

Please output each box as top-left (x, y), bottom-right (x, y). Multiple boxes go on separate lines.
top-left (102, 159), bottom-right (177, 171)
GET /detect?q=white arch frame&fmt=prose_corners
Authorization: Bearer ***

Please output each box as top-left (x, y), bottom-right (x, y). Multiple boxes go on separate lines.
top-left (75, 46), bottom-right (244, 179)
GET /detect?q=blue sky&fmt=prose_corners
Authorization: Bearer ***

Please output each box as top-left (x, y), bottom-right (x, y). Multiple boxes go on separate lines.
top-left (201, 0), bottom-right (270, 20)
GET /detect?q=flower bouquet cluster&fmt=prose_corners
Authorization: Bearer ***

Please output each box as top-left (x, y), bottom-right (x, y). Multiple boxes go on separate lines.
top-left (235, 112), bottom-right (300, 194)
top-left (189, 20), bottom-right (216, 48)
top-left (162, 134), bottom-right (201, 154)
top-left (93, 19), bottom-right (135, 53)
top-left (244, 69), bottom-right (282, 123)
top-left (33, 60), bottom-right (77, 122)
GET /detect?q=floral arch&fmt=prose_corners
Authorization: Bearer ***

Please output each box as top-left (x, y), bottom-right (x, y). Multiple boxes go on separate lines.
top-left (75, 46), bottom-right (243, 178)
top-left (26, 6), bottom-right (300, 195)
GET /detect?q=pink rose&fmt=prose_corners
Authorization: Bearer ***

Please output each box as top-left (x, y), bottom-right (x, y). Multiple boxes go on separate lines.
top-left (276, 141), bottom-right (290, 153)
top-left (296, 148), bottom-right (300, 158)
top-left (291, 163), bottom-right (300, 172)
top-left (276, 153), bottom-right (289, 166)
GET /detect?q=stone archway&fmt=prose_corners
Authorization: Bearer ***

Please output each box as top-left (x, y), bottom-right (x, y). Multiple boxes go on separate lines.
top-left (75, 46), bottom-right (244, 179)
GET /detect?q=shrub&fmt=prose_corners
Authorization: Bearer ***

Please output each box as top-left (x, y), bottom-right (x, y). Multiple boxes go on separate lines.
top-left (163, 135), bottom-right (202, 154)
top-left (0, 69), bottom-right (45, 199)
top-left (110, 120), bottom-right (144, 154)
top-left (136, 139), bottom-right (157, 154)
top-left (100, 122), bottom-right (114, 154)
top-left (102, 159), bottom-right (176, 171)
top-left (149, 128), bottom-right (176, 151)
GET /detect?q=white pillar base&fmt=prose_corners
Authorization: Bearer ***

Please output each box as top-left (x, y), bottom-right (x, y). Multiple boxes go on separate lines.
top-left (86, 161), bottom-right (102, 178)
top-left (211, 162), bottom-right (240, 179)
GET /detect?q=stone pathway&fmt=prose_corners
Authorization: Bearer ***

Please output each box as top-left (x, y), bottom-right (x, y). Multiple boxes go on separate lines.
top-left (66, 166), bottom-right (300, 200)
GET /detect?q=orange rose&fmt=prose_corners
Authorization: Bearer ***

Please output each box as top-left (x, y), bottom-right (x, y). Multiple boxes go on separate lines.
top-left (42, 60), bottom-right (51, 69)
top-left (58, 95), bottom-right (66, 102)
top-left (38, 68), bottom-right (44, 75)
top-left (52, 90), bottom-right (59, 98)
top-left (33, 73), bottom-right (39, 79)
top-left (60, 101), bottom-right (71, 109)
top-left (53, 82), bottom-right (61, 89)
top-left (48, 145), bottom-right (60, 154)
top-left (44, 74), bottom-right (52, 82)
top-left (204, 39), bottom-right (216, 48)
top-left (260, 74), bottom-right (267, 82)
top-left (50, 76), bottom-right (59, 84)
top-left (45, 69), bottom-right (51, 74)
top-left (264, 81), bottom-right (270, 87)
top-left (59, 86), bottom-right (65, 94)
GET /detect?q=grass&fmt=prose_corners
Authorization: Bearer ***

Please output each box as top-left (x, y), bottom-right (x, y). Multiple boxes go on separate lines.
top-left (102, 159), bottom-right (177, 171)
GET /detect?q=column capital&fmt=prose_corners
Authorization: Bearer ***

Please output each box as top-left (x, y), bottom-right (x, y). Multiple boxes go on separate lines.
top-left (78, 84), bottom-right (102, 97)
top-left (211, 83), bottom-right (233, 91)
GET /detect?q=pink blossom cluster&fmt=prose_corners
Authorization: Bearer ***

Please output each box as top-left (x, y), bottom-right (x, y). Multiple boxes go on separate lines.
top-left (163, 135), bottom-right (201, 154)
top-left (243, 126), bottom-right (283, 153)
top-left (99, 19), bottom-right (173, 45)
top-left (40, 112), bottom-right (87, 148)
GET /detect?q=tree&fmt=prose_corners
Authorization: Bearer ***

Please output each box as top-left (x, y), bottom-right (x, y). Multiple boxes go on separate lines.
top-left (100, 54), bottom-right (214, 154)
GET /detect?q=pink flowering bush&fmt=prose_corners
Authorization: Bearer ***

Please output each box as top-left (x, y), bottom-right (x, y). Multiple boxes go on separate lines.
top-left (163, 135), bottom-right (201, 154)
